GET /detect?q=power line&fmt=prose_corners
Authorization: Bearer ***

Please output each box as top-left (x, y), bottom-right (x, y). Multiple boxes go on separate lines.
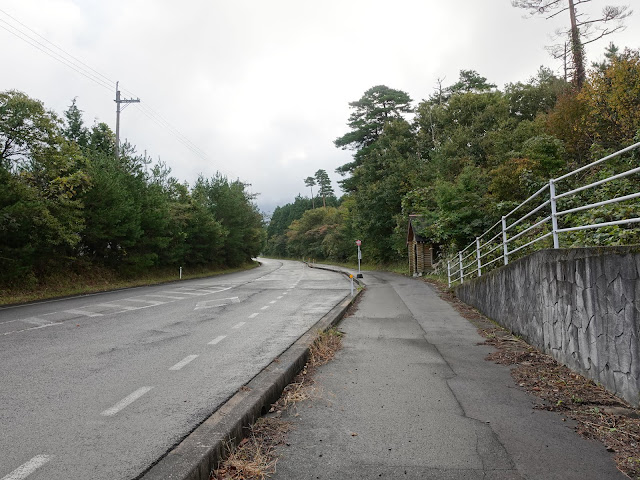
top-left (0, 8), bottom-right (211, 162)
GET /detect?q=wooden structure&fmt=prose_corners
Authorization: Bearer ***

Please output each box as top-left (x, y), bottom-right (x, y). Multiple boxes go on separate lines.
top-left (407, 215), bottom-right (434, 276)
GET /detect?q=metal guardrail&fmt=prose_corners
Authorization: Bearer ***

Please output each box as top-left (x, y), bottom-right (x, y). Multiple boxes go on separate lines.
top-left (446, 142), bottom-right (640, 287)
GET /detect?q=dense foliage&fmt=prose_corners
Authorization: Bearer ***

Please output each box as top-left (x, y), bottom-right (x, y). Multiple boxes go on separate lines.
top-left (0, 92), bottom-right (264, 287)
top-left (264, 46), bottom-right (640, 265)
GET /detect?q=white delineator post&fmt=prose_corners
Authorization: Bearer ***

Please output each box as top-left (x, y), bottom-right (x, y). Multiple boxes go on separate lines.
top-left (350, 274), bottom-right (354, 297)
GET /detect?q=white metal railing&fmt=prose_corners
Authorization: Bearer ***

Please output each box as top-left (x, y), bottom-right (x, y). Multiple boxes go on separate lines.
top-left (446, 141), bottom-right (640, 287)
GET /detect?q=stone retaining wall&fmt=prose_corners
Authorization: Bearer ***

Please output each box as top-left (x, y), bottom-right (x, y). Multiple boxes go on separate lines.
top-left (455, 246), bottom-right (640, 407)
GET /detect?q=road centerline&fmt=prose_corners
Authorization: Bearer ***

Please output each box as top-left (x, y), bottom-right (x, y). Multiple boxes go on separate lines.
top-left (169, 355), bottom-right (198, 371)
top-left (248, 313), bottom-right (259, 319)
top-left (232, 322), bottom-right (246, 329)
top-left (208, 335), bottom-right (227, 345)
top-left (101, 387), bottom-right (153, 417)
top-left (1, 454), bottom-right (53, 480)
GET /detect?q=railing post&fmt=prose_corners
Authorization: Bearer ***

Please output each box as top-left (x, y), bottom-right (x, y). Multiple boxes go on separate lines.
top-left (476, 237), bottom-right (482, 277)
top-left (458, 251), bottom-right (464, 283)
top-left (549, 179), bottom-right (560, 249)
top-left (447, 260), bottom-right (451, 287)
top-left (501, 216), bottom-right (509, 265)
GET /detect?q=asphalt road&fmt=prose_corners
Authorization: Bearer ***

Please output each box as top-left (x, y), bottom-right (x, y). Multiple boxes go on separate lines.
top-left (0, 259), bottom-right (349, 480)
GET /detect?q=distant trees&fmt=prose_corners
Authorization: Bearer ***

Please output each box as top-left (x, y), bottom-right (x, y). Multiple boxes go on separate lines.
top-left (0, 91), bottom-right (264, 287)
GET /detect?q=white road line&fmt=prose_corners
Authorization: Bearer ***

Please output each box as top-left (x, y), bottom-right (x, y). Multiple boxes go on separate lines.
top-left (64, 309), bottom-right (103, 318)
top-left (248, 313), bottom-right (259, 319)
top-left (282, 292), bottom-right (288, 295)
top-left (169, 355), bottom-right (198, 371)
top-left (208, 335), bottom-right (227, 345)
top-left (101, 387), bottom-right (153, 416)
top-left (260, 306), bottom-right (270, 310)
top-left (269, 300), bottom-right (277, 304)
top-left (124, 298), bottom-right (166, 305)
top-left (232, 322), bottom-right (245, 329)
top-left (1, 323), bottom-right (63, 337)
top-left (20, 317), bottom-right (56, 326)
top-left (1, 455), bottom-right (52, 480)
top-left (277, 296), bottom-right (283, 300)
top-left (94, 303), bottom-right (138, 311)
top-left (162, 290), bottom-right (203, 296)
top-left (143, 294), bottom-right (185, 300)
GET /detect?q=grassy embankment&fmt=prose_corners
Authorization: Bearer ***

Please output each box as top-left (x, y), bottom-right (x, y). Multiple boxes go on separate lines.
top-left (0, 261), bottom-right (259, 306)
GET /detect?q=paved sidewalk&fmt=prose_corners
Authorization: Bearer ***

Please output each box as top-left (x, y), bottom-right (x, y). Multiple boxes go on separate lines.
top-left (271, 271), bottom-right (624, 480)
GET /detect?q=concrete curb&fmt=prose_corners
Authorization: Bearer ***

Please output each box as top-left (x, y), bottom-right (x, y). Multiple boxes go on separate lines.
top-left (305, 263), bottom-right (363, 287)
top-left (139, 281), bottom-right (363, 480)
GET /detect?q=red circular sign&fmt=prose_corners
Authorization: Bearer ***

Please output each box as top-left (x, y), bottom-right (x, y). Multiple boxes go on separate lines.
top-left (355, 240), bottom-right (362, 246)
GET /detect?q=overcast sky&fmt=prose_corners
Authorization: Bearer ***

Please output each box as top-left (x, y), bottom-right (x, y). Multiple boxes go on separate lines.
top-left (1, 0), bottom-right (638, 214)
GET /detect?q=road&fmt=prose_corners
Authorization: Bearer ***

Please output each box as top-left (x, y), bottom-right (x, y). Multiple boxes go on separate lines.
top-left (0, 259), bottom-right (350, 480)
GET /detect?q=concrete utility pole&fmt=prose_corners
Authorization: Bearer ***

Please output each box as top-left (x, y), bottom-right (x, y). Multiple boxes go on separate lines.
top-left (114, 81), bottom-right (140, 159)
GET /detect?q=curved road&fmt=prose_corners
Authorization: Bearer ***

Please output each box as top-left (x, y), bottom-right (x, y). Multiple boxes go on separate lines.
top-left (0, 259), bottom-right (349, 480)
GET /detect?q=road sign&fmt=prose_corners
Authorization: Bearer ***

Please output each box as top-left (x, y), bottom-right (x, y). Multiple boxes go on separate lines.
top-left (355, 239), bottom-right (361, 246)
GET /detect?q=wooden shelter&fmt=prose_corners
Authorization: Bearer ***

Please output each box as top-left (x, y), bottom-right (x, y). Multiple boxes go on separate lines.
top-left (407, 215), bottom-right (434, 276)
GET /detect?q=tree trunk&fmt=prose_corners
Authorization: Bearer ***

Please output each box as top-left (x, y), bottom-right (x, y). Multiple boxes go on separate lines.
top-left (568, 0), bottom-right (585, 88)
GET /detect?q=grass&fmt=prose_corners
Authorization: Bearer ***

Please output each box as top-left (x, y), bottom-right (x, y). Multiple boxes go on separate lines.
top-left (0, 261), bottom-right (259, 306)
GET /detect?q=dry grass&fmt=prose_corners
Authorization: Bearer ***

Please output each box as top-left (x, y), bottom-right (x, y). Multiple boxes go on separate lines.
top-left (423, 276), bottom-right (640, 480)
top-left (212, 327), bottom-right (345, 480)
top-left (211, 418), bottom-right (292, 480)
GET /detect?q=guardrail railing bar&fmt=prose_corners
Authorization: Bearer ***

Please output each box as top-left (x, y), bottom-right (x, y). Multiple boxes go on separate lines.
top-left (554, 140), bottom-right (640, 183)
top-left (479, 242), bottom-right (504, 259)
top-left (556, 192), bottom-right (640, 217)
top-left (477, 220), bottom-right (503, 241)
top-left (504, 183), bottom-right (550, 218)
top-left (505, 216), bottom-right (551, 244)
top-left (555, 166), bottom-right (640, 200)
top-left (507, 200), bottom-right (551, 231)
top-left (507, 232), bottom-right (554, 256)
top-left (482, 255), bottom-right (506, 269)
top-left (557, 217), bottom-right (640, 233)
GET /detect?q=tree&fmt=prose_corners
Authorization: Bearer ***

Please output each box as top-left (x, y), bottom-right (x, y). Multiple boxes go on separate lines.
top-left (304, 176), bottom-right (316, 208)
top-left (512, 0), bottom-right (632, 87)
top-left (314, 169), bottom-right (334, 208)
top-left (335, 85), bottom-right (413, 191)
top-left (63, 98), bottom-right (89, 148)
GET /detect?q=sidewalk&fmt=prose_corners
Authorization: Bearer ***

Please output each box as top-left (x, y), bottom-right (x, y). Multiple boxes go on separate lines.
top-left (270, 271), bottom-right (624, 479)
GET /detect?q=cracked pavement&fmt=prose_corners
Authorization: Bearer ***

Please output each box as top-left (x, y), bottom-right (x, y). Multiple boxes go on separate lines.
top-left (270, 270), bottom-right (625, 479)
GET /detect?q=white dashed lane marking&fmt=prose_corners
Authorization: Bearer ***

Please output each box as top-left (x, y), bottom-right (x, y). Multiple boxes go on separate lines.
top-left (64, 309), bottom-right (102, 318)
top-left (208, 335), bottom-right (227, 345)
top-left (248, 313), bottom-right (259, 319)
top-left (169, 355), bottom-right (198, 371)
top-left (143, 294), bottom-right (185, 300)
top-left (94, 303), bottom-right (138, 311)
top-left (269, 300), bottom-right (276, 304)
top-left (101, 387), bottom-right (153, 416)
top-left (1, 455), bottom-right (53, 480)
top-left (260, 306), bottom-right (269, 310)
top-left (232, 322), bottom-right (245, 329)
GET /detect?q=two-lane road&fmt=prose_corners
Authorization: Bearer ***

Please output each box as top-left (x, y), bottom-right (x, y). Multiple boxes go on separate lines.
top-left (0, 259), bottom-right (349, 480)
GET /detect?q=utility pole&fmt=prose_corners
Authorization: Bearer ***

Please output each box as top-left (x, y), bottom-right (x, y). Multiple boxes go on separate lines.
top-left (114, 81), bottom-right (140, 159)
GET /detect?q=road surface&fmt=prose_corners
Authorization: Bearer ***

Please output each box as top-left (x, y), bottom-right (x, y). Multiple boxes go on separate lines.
top-left (0, 259), bottom-right (349, 480)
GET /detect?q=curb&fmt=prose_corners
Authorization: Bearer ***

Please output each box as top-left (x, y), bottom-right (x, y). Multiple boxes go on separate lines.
top-left (139, 280), bottom-right (363, 480)
top-left (305, 262), bottom-right (364, 286)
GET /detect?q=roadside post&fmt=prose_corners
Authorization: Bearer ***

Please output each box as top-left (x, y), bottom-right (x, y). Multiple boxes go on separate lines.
top-left (180, 266), bottom-right (182, 280)
top-left (349, 274), bottom-right (354, 297)
top-left (356, 239), bottom-right (363, 278)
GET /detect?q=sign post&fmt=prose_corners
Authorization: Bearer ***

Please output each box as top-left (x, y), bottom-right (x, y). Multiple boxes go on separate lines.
top-left (355, 240), bottom-right (363, 278)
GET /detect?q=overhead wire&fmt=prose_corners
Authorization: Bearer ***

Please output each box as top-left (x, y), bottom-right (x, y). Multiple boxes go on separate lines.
top-left (0, 7), bottom-right (211, 162)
